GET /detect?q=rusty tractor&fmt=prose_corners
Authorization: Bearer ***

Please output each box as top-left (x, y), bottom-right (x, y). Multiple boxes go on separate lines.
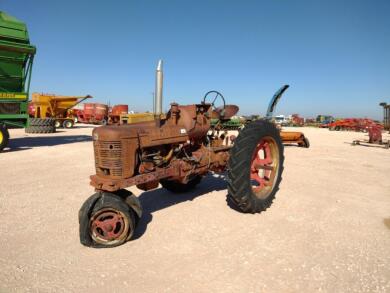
top-left (79, 60), bottom-right (286, 248)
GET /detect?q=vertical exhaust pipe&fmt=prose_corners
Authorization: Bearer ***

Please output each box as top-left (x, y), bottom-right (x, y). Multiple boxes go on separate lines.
top-left (154, 60), bottom-right (163, 116)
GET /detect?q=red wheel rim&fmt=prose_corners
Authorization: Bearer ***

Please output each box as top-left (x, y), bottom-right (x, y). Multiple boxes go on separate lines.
top-left (250, 136), bottom-right (279, 199)
top-left (90, 208), bottom-right (129, 244)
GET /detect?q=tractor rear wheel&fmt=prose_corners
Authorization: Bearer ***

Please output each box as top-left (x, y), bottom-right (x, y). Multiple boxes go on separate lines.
top-left (79, 192), bottom-right (136, 248)
top-left (160, 175), bottom-right (202, 193)
top-left (0, 124), bottom-right (10, 152)
top-left (227, 120), bottom-right (284, 213)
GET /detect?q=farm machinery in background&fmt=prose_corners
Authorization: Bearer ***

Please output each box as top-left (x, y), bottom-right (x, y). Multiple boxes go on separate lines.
top-left (317, 115), bottom-right (335, 128)
top-left (263, 88), bottom-right (310, 148)
top-left (0, 11), bottom-right (36, 151)
top-left (210, 116), bottom-right (244, 130)
top-left (352, 125), bottom-right (389, 149)
top-left (351, 103), bottom-right (390, 149)
top-left (79, 60), bottom-right (286, 248)
top-left (28, 93), bottom-right (91, 130)
top-left (108, 104), bottom-right (128, 124)
top-left (75, 103), bottom-right (109, 125)
top-left (328, 118), bottom-right (382, 132)
top-left (289, 114), bottom-right (304, 126)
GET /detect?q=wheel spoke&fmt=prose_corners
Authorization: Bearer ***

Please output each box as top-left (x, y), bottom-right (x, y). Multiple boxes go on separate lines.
top-left (250, 138), bottom-right (278, 194)
top-left (91, 210), bottom-right (126, 242)
top-left (253, 163), bottom-right (274, 171)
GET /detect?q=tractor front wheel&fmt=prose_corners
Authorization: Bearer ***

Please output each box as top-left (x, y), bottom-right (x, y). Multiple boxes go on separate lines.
top-left (227, 120), bottom-right (284, 213)
top-left (79, 192), bottom-right (137, 248)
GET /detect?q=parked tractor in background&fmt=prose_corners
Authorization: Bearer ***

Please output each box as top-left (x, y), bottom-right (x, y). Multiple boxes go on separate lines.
top-left (79, 60), bottom-right (286, 248)
top-left (28, 93), bottom-right (91, 130)
top-left (0, 11), bottom-right (35, 151)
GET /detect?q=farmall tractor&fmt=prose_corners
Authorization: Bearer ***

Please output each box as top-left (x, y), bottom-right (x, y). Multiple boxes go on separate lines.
top-left (79, 61), bottom-right (286, 248)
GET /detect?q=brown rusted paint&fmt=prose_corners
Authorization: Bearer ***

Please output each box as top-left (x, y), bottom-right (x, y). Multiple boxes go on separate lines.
top-left (91, 100), bottom-right (239, 193)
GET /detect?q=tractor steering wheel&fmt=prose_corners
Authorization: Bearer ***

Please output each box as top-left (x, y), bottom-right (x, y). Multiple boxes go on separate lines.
top-left (203, 91), bottom-right (226, 112)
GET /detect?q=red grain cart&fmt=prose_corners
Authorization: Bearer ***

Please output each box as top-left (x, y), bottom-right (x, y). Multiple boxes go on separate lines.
top-left (108, 104), bottom-right (128, 124)
top-left (77, 103), bottom-right (109, 125)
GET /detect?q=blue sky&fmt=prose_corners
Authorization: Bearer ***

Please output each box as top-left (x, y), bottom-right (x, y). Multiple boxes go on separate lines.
top-left (2, 0), bottom-right (390, 119)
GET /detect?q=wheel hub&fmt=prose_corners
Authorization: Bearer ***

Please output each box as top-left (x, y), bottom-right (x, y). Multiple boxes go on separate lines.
top-left (90, 209), bottom-right (127, 242)
top-left (250, 137), bottom-right (279, 198)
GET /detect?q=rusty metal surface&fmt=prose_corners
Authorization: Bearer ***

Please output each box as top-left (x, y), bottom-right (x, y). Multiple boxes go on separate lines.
top-left (90, 164), bottom-right (180, 191)
top-left (90, 60), bottom-right (236, 194)
top-left (212, 104), bottom-right (239, 120)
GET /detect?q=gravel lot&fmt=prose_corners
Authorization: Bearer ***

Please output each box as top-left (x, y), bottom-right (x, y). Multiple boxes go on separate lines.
top-left (1, 125), bottom-right (389, 292)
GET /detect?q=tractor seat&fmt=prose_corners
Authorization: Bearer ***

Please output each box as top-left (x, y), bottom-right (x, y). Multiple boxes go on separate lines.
top-left (212, 105), bottom-right (239, 120)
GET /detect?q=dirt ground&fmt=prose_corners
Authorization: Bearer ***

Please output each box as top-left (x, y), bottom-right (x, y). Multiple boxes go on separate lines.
top-left (0, 125), bottom-right (389, 292)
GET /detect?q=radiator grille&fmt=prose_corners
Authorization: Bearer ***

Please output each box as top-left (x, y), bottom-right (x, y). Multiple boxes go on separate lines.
top-left (0, 103), bottom-right (20, 114)
top-left (94, 140), bottom-right (123, 178)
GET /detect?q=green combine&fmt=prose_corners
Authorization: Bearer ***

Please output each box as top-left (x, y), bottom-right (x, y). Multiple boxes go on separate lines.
top-left (0, 11), bottom-right (36, 151)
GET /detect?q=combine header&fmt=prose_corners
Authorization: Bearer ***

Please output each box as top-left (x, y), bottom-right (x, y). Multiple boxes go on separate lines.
top-left (79, 60), bottom-right (286, 248)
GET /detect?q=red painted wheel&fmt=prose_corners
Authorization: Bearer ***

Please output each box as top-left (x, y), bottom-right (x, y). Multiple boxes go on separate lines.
top-left (228, 120), bottom-right (284, 213)
top-left (90, 208), bottom-right (129, 244)
top-left (250, 137), bottom-right (280, 199)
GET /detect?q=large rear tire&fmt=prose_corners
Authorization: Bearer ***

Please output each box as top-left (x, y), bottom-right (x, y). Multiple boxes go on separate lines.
top-left (25, 125), bottom-right (56, 133)
top-left (0, 124), bottom-right (10, 152)
top-left (227, 120), bottom-right (284, 213)
top-left (160, 175), bottom-right (202, 193)
top-left (29, 118), bottom-right (55, 126)
top-left (26, 118), bottom-right (56, 133)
